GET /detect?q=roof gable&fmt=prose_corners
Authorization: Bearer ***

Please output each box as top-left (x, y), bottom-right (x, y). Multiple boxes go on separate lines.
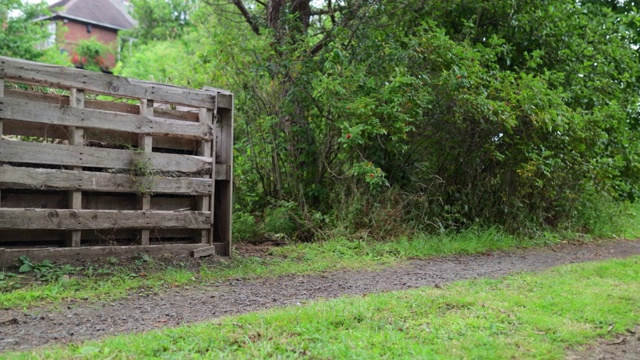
top-left (49, 0), bottom-right (136, 30)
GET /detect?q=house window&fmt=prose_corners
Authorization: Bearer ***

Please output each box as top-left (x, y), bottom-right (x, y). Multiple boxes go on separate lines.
top-left (39, 22), bottom-right (56, 49)
top-left (87, 24), bottom-right (92, 33)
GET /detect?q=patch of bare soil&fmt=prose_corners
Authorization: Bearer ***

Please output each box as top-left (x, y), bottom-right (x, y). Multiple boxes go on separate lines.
top-left (567, 326), bottom-right (640, 360)
top-left (0, 239), bottom-right (638, 354)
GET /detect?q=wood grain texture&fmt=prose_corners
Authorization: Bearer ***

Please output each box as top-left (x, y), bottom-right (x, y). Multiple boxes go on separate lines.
top-left (0, 209), bottom-right (211, 230)
top-left (215, 106), bottom-right (234, 256)
top-left (0, 56), bottom-right (216, 109)
top-left (192, 246), bottom-right (216, 258)
top-left (0, 139), bottom-right (212, 173)
top-left (67, 88), bottom-right (84, 247)
top-left (0, 79), bottom-right (4, 208)
top-left (0, 243), bottom-right (227, 266)
top-left (198, 107), bottom-right (214, 244)
top-left (0, 97), bottom-right (214, 140)
top-left (138, 100), bottom-right (155, 245)
top-left (0, 166), bottom-right (228, 193)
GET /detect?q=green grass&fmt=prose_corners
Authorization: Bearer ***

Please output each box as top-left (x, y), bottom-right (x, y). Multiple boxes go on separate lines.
top-left (7, 256), bottom-right (639, 359)
top-left (2, 201), bottom-right (639, 310)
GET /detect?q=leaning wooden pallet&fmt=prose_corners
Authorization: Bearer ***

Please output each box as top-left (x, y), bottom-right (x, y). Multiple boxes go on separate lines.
top-left (0, 56), bottom-right (233, 265)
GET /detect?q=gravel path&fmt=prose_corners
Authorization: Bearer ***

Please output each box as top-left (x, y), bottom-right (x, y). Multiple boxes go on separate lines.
top-left (0, 239), bottom-right (639, 355)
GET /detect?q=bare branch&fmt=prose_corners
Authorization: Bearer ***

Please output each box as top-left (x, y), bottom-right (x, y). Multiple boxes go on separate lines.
top-left (202, 0), bottom-right (262, 35)
top-left (328, 0), bottom-right (336, 25)
top-left (232, 0), bottom-right (262, 35)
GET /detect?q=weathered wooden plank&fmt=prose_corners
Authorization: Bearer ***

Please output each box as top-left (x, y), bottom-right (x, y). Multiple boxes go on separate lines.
top-left (2, 89), bottom-right (199, 150)
top-left (0, 166), bottom-right (228, 194)
top-left (198, 107), bottom-right (213, 244)
top-left (0, 56), bottom-right (217, 109)
top-left (0, 209), bottom-right (211, 230)
top-left (192, 245), bottom-right (216, 258)
top-left (5, 87), bottom-right (202, 122)
top-left (86, 98), bottom-right (139, 114)
top-left (202, 86), bottom-right (232, 109)
top-left (1, 120), bottom-right (199, 151)
top-left (0, 244), bottom-right (226, 267)
top-left (0, 97), bottom-right (214, 140)
top-left (0, 79), bottom-right (4, 208)
top-left (0, 139), bottom-right (212, 174)
top-left (5, 88), bottom-right (138, 115)
top-left (4, 88), bottom-right (69, 105)
top-left (0, 228), bottom-right (196, 243)
top-left (67, 88), bottom-right (84, 247)
top-left (155, 106), bottom-right (199, 122)
top-left (138, 100), bottom-right (155, 245)
top-left (215, 105), bottom-right (234, 256)
top-left (0, 192), bottom-right (194, 213)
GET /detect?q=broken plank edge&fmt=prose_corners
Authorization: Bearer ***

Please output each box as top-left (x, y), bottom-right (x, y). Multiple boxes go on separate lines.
top-left (192, 245), bottom-right (216, 259)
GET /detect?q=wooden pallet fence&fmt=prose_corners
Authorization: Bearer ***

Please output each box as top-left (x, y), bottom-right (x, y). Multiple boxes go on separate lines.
top-left (0, 56), bottom-right (233, 263)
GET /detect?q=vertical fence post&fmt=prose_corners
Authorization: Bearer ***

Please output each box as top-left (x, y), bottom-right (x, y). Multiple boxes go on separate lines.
top-left (0, 79), bottom-right (3, 208)
top-left (215, 95), bottom-right (233, 256)
top-left (138, 99), bottom-right (154, 245)
top-left (66, 88), bottom-right (84, 247)
top-left (197, 107), bottom-right (214, 244)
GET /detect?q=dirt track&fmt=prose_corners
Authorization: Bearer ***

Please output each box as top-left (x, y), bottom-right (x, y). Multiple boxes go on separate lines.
top-left (0, 239), bottom-right (639, 356)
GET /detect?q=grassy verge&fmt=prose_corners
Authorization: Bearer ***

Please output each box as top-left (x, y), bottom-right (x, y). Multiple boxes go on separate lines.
top-left (0, 227), bottom-right (530, 309)
top-left (1, 201), bottom-right (639, 310)
top-left (7, 255), bottom-right (639, 359)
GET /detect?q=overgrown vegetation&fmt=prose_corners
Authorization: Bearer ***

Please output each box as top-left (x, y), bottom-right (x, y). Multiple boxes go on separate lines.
top-left (112, 0), bottom-right (640, 241)
top-left (7, 256), bottom-right (639, 359)
top-left (0, 1), bottom-right (70, 66)
top-left (5, 1), bottom-right (639, 241)
top-left (73, 37), bottom-right (113, 72)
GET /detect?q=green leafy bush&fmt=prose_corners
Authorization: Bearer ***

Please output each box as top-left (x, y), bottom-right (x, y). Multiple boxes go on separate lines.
top-left (74, 37), bottom-right (111, 71)
top-left (232, 210), bottom-right (259, 242)
top-left (116, 0), bottom-right (640, 238)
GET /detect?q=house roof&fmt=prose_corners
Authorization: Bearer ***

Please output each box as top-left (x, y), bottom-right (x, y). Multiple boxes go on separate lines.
top-left (47, 0), bottom-right (136, 30)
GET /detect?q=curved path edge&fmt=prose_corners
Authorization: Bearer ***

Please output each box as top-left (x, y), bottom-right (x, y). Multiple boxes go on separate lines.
top-left (1, 239), bottom-right (639, 352)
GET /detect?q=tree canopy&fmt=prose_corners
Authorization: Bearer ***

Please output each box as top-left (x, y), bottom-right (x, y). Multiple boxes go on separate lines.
top-left (0, 0), bottom-right (50, 60)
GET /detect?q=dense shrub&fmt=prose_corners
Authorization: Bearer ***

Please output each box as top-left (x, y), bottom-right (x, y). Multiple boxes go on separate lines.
top-left (120, 0), bottom-right (640, 239)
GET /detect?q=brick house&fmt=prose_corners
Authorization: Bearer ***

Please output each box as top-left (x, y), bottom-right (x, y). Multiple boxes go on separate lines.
top-left (40, 0), bottom-right (136, 68)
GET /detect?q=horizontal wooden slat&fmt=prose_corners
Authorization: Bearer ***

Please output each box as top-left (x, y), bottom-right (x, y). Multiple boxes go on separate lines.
top-left (0, 209), bottom-right (211, 230)
top-left (0, 228), bottom-right (197, 242)
top-left (3, 88), bottom-right (201, 150)
top-left (5, 88), bottom-right (201, 122)
top-left (155, 106), bottom-right (199, 122)
top-left (0, 139), bottom-right (212, 174)
top-left (0, 166), bottom-right (228, 193)
top-left (4, 88), bottom-right (71, 106)
top-left (0, 56), bottom-right (216, 109)
top-left (1, 120), bottom-right (199, 151)
top-left (0, 97), bottom-right (213, 140)
top-left (0, 243), bottom-right (228, 266)
top-left (192, 245), bottom-right (216, 258)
